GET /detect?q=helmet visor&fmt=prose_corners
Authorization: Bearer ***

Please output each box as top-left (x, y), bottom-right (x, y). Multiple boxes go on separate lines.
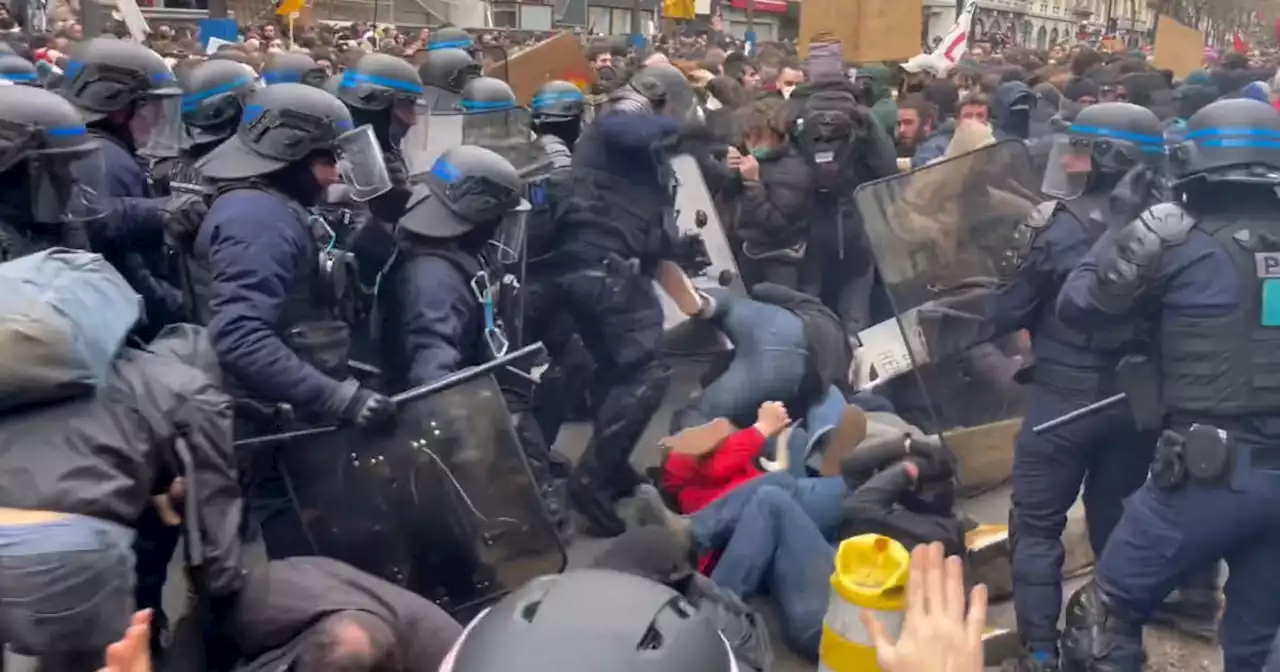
top-left (130, 95), bottom-right (184, 159)
top-left (462, 108), bottom-right (543, 172)
top-left (30, 145), bottom-right (109, 223)
top-left (1042, 134), bottom-right (1092, 198)
top-left (334, 124), bottom-right (392, 201)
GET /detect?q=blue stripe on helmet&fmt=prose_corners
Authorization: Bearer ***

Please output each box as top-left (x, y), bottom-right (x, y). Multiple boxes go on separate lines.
top-left (262, 71), bottom-right (302, 84)
top-left (47, 126), bottom-right (87, 136)
top-left (0, 72), bottom-right (37, 82)
top-left (461, 98), bottom-right (516, 112)
top-left (1185, 127), bottom-right (1280, 141)
top-left (531, 91), bottom-right (585, 109)
top-left (428, 38), bottom-right (473, 51)
top-left (431, 158), bottom-right (461, 183)
top-left (182, 76), bottom-right (255, 111)
top-left (340, 71), bottom-right (424, 96)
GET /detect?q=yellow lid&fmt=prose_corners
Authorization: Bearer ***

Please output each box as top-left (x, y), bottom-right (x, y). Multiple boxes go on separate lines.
top-left (830, 534), bottom-right (909, 610)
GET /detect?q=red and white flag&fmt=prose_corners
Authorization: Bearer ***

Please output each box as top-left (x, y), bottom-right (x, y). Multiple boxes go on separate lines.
top-left (931, 0), bottom-right (977, 67)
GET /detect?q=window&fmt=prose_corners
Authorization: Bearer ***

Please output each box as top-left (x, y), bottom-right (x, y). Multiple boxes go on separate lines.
top-left (492, 2), bottom-right (519, 27)
top-left (588, 5), bottom-right (612, 33)
top-left (520, 4), bottom-right (554, 29)
top-left (612, 8), bottom-right (632, 34)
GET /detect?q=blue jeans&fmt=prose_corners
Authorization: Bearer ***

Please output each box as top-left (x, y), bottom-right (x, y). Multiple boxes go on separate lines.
top-left (0, 514), bottom-right (136, 665)
top-left (689, 472), bottom-right (847, 661)
top-left (693, 292), bottom-right (809, 429)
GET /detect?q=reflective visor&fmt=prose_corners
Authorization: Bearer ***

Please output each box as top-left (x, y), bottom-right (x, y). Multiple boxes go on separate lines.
top-left (334, 124), bottom-right (392, 201)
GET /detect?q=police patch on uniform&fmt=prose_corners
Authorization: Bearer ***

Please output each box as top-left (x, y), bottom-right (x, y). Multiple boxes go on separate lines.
top-left (1255, 252), bottom-right (1280, 278)
top-left (1263, 280), bottom-right (1280, 327)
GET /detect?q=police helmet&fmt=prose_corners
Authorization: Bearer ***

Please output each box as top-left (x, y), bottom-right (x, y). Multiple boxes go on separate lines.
top-left (1043, 102), bottom-right (1164, 198)
top-left (1171, 98), bottom-right (1280, 186)
top-left (0, 86), bottom-right (107, 224)
top-left (321, 72), bottom-right (343, 96)
top-left (531, 80), bottom-right (586, 123)
top-left (196, 83), bottom-right (355, 181)
top-left (418, 47), bottom-right (481, 94)
top-left (1068, 102), bottom-right (1165, 172)
top-left (439, 570), bottom-right (738, 672)
top-left (460, 76), bottom-right (517, 113)
top-left (261, 52), bottom-right (327, 87)
top-left (180, 59), bottom-right (258, 147)
top-left (0, 54), bottom-right (38, 86)
top-left (60, 38), bottom-right (183, 158)
top-left (60, 37), bottom-right (181, 119)
top-left (401, 144), bottom-right (527, 238)
top-left (428, 27), bottom-right (475, 52)
top-left (633, 63), bottom-right (697, 119)
top-left (337, 53), bottom-right (424, 111)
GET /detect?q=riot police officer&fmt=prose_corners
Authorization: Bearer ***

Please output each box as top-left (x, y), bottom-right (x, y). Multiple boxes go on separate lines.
top-left (384, 145), bottom-right (569, 530)
top-left (336, 53), bottom-right (423, 154)
top-left (0, 85), bottom-right (100, 259)
top-left (59, 36), bottom-right (185, 335)
top-left (532, 79), bottom-right (586, 154)
top-left (525, 79), bottom-right (594, 445)
top-left (154, 58), bottom-right (257, 193)
top-left (0, 53), bottom-right (37, 85)
top-left (191, 83), bottom-right (395, 559)
top-left (1057, 98), bottom-right (1280, 671)
top-left (418, 46), bottom-right (481, 111)
top-left (260, 51), bottom-right (328, 87)
top-left (533, 63), bottom-right (694, 537)
top-left (996, 102), bottom-right (1169, 672)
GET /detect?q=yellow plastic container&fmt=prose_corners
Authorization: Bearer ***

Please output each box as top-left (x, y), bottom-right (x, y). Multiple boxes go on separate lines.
top-left (818, 534), bottom-right (910, 672)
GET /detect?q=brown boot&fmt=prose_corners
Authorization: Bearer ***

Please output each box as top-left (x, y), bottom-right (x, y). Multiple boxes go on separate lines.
top-left (820, 405), bottom-right (869, 476)
top-left (661, 417), bottom-right (738, 457)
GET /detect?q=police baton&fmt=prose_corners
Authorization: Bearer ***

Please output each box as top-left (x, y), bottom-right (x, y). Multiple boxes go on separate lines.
top-left (233, 342), bottom-right (547, 449)
top-left (1030, 392), bottom-right (1127, 434)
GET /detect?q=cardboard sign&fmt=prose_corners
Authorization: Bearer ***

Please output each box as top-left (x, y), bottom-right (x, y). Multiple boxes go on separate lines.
top-left (799, 0), bottom-right (922, 62)
top-left (483, 32), bottom-right (596, 105)
top-left (1153, 14), bottom-right (1205, 79)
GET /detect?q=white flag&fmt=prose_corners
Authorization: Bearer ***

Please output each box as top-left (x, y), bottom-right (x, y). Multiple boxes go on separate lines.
top-left (931, 0), bottom-right (976, 67)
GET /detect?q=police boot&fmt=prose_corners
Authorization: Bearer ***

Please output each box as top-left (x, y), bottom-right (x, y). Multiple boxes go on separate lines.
top-left (568, 463), bottom-right (627, 538)
top-left (1060, 581), bottom-right (1146, 672)
top-left (1149, 585), bottom-right (1220, 641)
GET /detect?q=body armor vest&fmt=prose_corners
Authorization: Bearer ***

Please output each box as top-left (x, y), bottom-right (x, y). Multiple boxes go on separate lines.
top-left (187, 188), bottom-right (355, 397)
top-left (1160, 214), bottom-right (1280, 416)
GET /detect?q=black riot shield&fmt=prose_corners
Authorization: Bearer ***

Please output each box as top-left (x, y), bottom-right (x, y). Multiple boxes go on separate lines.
top-left (659, 153), bottom-right (744, 350)
top-left (273, 348), bottom-right (566, 617)
top-left (852, 139), bottom-right (1043, 434)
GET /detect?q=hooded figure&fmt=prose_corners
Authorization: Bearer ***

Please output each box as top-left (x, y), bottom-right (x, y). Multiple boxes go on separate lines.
top-left (993, 80), bottom-right (1035, 140)
top-left (854, 64), bottom-right (898, 135)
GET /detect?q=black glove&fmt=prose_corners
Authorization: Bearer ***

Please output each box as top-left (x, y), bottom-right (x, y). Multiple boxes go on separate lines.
top-left (342, 388), bottom-right (396, 427)
top-left (1109, 164), bottom-right (1159, 229)
top-left (163, 192), bottom-right (209, 248)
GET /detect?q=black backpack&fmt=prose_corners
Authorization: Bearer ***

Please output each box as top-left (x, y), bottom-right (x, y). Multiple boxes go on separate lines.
top-left (791, 84), bottom-right (863, 191)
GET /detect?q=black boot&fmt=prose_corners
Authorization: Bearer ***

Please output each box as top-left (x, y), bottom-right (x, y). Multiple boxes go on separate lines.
top-left (568, 466), bottom-right (626, 538)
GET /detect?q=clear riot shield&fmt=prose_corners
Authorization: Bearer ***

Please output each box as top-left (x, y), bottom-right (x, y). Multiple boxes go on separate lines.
top-left (658, 153), bottom-right (744, 351)
top-left (461, 107), bottom-right (546, 175)
top-left (403, 108), bottom-right (464, 178)
top-left (852, 139), bottom-right (1043, 435)
top-left (275, 347), bottom-right (566, 617)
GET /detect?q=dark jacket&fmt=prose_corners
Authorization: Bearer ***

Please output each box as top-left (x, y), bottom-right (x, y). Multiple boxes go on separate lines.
top-left (735, 144), bottom-right (813, 253)
top-left (195, 188), bottom-right (356, 419)
top-left (229, 556), bottom-right (463, 672)
top-left (0, 323), bottom-right (244, 596)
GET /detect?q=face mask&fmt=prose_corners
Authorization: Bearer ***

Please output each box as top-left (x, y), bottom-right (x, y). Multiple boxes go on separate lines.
top-left (957, 88), bottom-right (971, 100)
top-left (749, 146), bottom-right (770, 159)
top-left (780, 84), bottom-right (795, 99)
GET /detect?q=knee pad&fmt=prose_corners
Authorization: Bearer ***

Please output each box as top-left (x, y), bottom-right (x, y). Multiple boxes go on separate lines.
top-left (1061, 580), bottom-right (1145, 672)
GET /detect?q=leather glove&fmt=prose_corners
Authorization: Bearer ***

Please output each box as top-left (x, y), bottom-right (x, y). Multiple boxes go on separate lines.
top-left (1109, 164), bottom-right (1160, 229)
top-left (163, 192), bottom-right (209, 247)
top-left (342, 388), bottom-right (397, 427)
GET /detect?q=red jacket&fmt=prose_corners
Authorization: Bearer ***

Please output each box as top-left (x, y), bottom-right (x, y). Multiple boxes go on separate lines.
top-left (662, 427), bottom-right (766, 514)
top-left (662, 427), bottom-right (768, 575)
